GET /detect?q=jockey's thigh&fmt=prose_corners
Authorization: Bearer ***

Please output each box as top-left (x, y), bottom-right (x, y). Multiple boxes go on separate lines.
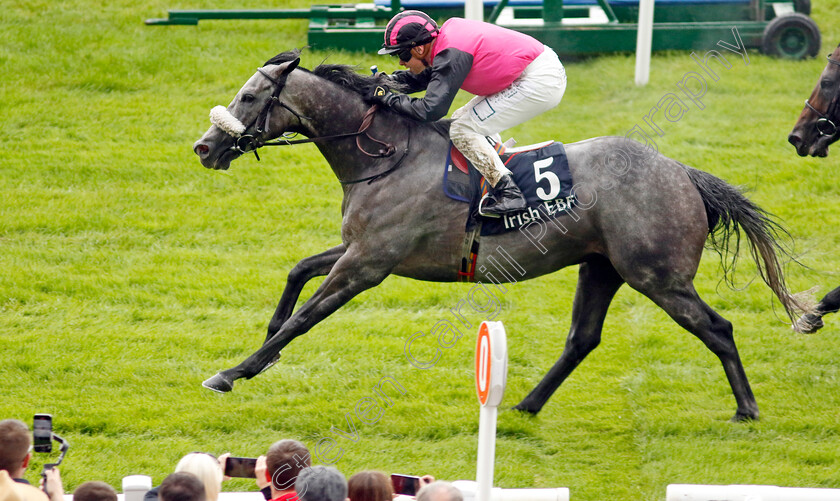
top-left (452, 46), bottom-right (567, 137)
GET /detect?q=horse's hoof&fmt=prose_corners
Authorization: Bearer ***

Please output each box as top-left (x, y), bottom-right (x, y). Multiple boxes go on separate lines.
top-left (511, 403), bottom-right (539, 416)
top-left (202, 373), bottom-right (234, 393)
top-left (730, 410), bottom-right (759, 422)
top-left (793, 313), bottom-right (824, 334)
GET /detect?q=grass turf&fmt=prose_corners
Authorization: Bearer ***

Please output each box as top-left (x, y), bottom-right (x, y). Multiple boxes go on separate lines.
top-left (1, 1), bottom-right (839, 500)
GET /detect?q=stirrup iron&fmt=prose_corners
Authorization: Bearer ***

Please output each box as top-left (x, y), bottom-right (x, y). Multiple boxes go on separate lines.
top-left (478, 193), bottom-right (502, 219)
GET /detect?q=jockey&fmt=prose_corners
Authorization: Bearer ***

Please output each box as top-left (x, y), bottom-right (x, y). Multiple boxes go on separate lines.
top-left (369, 10), bottom-right (567, 217)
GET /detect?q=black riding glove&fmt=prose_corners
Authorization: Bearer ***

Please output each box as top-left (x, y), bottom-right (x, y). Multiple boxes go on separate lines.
top-left (365, 85), bottom-right (390, 104)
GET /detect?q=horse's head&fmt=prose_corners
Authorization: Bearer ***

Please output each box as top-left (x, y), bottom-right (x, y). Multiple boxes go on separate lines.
top-left (789, 44), bottom-right (840, 157)
top-left (193, 53), bottom-right (304, 170)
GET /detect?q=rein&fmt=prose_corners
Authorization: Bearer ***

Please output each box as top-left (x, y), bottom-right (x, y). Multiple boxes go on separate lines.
top-left (258, 105), bottom-right (397, 160)
top-left (804, 54), bottom-right (840, 137)
top-left (225, 66), bottom-right (408, 184)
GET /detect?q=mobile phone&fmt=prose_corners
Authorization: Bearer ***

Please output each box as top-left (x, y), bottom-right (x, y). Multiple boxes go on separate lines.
top-left (224, 457), bottom-right (258, 478)
top-left (391, 474), bottom-right (421, 497)
top-left (33, 414), bottom-right (53, 453)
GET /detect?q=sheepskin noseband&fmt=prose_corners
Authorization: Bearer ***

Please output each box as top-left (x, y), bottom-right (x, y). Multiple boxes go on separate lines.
top-left (210, 105), bottom-right (246, 138)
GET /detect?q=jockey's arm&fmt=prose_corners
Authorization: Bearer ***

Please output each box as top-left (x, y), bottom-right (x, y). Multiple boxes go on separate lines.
top-left (389, 67), bottom-right (433, 94)
top-left (378, 48), bottom-right (473, 122)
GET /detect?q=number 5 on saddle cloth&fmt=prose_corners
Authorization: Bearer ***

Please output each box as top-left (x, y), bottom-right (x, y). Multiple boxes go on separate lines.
top-left (444, 139), bottom-right (577, 236)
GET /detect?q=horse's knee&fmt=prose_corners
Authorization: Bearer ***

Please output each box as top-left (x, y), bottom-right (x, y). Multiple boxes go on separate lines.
top-left (565, 331), bottom-right (601, 357)
top-left (287, 261), bottom-right (311, 284)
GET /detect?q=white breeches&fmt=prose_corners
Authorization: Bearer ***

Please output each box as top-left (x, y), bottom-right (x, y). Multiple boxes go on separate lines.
top-left (449, 46), bottom-right (567, 186)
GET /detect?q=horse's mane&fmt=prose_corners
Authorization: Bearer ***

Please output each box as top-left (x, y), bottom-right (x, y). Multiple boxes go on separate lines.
top-left (262, 49), bottom-right (406, 95)
top-left (260, 49), bottom-right (446, 135)
top-left (312, 63), bottom-right (408, 94)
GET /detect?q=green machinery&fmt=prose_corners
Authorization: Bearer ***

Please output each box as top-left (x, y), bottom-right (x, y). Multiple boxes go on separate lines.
top-left (145, 0), bottom-right (820, 59)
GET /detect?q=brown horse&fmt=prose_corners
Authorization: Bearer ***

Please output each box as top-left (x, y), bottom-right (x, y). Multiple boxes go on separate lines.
top-left (789, 43), bottom-right (840, 332)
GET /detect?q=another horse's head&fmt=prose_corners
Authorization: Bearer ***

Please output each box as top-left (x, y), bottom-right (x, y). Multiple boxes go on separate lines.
top-left (194, 50), bottom-right (305, 170)
top-left (789, 44), bottom-right (840, 157)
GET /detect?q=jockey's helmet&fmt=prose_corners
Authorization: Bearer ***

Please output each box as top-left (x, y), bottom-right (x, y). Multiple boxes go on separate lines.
top-left (378, 10), bottom-right (439, 56)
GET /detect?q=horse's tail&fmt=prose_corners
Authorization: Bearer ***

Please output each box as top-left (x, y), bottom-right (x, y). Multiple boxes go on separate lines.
top-left (684, 166), bottom-right (813, 324)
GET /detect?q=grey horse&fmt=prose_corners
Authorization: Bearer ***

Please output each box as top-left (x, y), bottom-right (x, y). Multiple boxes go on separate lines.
top-left (789, 43), bottom-right (840, 333)
top-left (193, 50), bottom-right (807, 421)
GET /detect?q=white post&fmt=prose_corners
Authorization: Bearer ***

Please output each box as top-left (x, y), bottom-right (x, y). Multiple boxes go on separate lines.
top-left (474, 321), bottom-right (508, 501)
top-left (465, 0), bottom-right (484, 21)
top-left (634, 0), bottom-right (655, 86)
top-left (476, 406), bottom-right (498, 501)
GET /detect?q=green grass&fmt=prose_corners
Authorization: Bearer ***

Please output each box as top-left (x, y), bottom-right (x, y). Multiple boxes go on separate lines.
top-left (2, 1), bottom-right (840, 500)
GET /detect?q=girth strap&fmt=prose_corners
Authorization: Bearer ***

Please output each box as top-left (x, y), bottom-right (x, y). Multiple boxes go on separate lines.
top-left (457, 223), bottom-right (482, 282)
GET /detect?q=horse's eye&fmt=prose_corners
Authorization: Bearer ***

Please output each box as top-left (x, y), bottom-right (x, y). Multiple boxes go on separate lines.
top-left (820, 79), bottom-right (834, 90)
top-left (241, 94), bottom-right (256, 103)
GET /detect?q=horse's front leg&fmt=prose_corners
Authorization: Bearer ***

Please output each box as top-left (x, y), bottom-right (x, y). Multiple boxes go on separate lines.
top-left (202, 245), bottom-right (393, 392)
top-left (263, 244), bottom-right (346, 345)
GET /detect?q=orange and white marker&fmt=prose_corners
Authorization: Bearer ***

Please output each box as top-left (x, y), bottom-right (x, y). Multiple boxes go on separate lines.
top-left (475, 321), bottom-right (508, 501)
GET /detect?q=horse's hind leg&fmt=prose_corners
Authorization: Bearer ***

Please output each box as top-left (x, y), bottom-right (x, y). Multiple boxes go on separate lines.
top-left (263, 244), bottom-right (346, 345)
top-left (642, 284), bottom-right (759, 421)
top-left (795, 285), bottom-right (840, 333)
top-left (514, 256), bottom-right (625, 415)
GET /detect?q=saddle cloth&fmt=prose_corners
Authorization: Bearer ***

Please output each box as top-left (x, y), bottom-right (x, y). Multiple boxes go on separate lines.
top-left (443, 140), bottom-right (576, 236)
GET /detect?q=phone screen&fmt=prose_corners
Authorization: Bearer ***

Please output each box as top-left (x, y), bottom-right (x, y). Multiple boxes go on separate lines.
top-left (33, 414), bottom-right (52, 453)
top-left (391, 474), bottom-right (420, 496)
top-left (224, 457), bottom-right (258, 478)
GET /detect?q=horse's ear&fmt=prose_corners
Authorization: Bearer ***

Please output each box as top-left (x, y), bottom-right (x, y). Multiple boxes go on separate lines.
top-left (265, 58), bottom-right (300, 79)
top-left (280, 58), bottom-right (300, 75)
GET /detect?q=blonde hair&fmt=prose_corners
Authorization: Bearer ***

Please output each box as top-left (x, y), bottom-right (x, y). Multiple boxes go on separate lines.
top-left (175, 453), bottom-right (222, 501)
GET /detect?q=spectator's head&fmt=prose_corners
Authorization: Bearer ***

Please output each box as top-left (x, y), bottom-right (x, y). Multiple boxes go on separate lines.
top-left (175, 453), bottom-right (223, 501)
top-left (296, 466), bottom-right (347, 501)
top-left (73, 481), bottom-right (118, 501)
top-left (159, 472), bottom-right (206, 501)
top-left (347, 471), bottom-right (392, 501)
top-left (265, 439), bottom-right (311, 492)
top-left (416, 481), bottom-right (463, 501)
top-left (0, 420), bottom-right (31, 477)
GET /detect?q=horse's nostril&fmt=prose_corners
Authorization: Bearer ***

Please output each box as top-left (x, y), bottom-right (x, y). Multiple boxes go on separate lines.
top-left (195, 143), bottom-right (210, 156)
top-left (788, 134), bottom-right (801, 146)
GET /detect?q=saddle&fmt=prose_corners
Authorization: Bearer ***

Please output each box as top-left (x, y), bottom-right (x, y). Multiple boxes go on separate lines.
top-left (443, 139), bottom-right (577, 236)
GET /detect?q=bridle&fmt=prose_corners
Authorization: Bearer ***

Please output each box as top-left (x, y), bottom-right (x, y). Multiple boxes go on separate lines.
top-left (223, 65), bottom-right (411, 184)
top-left (804, 54), bottom-right (840, 137)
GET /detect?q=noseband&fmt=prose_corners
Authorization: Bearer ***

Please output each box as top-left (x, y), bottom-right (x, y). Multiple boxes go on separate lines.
top-left (804, 54), bottom-right (840, 137)
top-left (225, 67), bottom-right (400, 166)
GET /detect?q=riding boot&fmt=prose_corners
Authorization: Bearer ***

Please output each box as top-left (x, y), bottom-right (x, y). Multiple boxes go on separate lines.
top-left (480, 174), bottom-right (527, 217)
